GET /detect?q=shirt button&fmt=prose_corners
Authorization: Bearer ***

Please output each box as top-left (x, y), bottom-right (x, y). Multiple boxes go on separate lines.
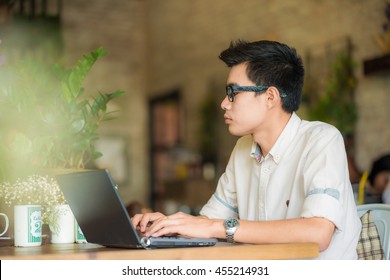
top-left (259, 202), bottom-right (264, 208)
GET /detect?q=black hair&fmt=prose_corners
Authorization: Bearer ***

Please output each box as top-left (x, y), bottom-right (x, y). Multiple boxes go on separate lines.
top-left (219, 39), bottom-right (304, 113)
top-left (368, 154), bottom-right (390, 185)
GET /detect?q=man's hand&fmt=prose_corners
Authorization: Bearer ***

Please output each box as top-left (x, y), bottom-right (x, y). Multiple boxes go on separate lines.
top-left (132, 212), bottom-right (223, 239)
top-left (131, 212), bottom-right (166, 233)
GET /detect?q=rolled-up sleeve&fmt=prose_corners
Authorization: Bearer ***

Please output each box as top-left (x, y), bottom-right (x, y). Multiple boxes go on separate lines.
top-left (300, 125), bottom-right (349, 231)
top-left (302, 191), bottom-right (343, 229)
top-left (200, 193), bottom-right (238, 219)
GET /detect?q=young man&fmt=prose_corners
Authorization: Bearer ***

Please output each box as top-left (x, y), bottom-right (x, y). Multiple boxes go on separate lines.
top-left (132, 40), bottom-right (361, 259)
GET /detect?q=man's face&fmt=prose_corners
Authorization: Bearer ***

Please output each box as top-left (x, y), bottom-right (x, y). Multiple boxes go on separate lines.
top-left (221, 63), bottom-right (268, 136)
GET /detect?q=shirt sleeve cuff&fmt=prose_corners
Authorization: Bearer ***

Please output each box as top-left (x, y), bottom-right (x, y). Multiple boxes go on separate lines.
top-left (199, 194), bottom-right (239, 219)
top-left (301, 192), bottom-right (344, 231)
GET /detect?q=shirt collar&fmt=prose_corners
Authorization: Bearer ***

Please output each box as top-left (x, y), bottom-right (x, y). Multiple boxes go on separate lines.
top-left (250, 112), bottom-right (302, 164)
top-left (250, 142), bottom-right (263, 162)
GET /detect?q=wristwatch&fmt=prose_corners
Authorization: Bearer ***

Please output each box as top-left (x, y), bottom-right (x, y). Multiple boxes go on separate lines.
top-left (224, 217), bottom-right (239, 243)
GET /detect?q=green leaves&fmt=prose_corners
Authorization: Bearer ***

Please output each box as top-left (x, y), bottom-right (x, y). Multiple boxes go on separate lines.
top-left (91, 90), bottom-right (126, 116)
top-left (47, 48), bottom-right (126, 168)
top-left (0, 47), bottom-right (126, 178)
top-left (305, 52), bottom-right (357, 135)
top-left (59, 47), bottom-right (108, 103)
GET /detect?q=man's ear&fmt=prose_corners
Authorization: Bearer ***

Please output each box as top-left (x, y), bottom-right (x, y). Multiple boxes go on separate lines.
top-left (265, 86), bottom-right (282, 108)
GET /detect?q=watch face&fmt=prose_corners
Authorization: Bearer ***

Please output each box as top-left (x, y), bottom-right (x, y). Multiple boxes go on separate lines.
top-left (225, 218), bottom-right (239, 228)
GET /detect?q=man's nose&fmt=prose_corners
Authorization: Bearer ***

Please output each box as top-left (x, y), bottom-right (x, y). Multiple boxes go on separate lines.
top-left (221, 96), bottom-right (230, 110)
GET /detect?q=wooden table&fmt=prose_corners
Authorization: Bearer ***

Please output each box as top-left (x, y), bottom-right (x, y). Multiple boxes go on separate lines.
top-left (0, 240), bottom-right (318, 260)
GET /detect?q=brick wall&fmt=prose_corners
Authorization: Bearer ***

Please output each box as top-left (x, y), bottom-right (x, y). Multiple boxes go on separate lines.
top-left (62, 0), bottom-right (150, 203)
top-left (145, 0), bottom-right (390, 172)
top-left (62, 0), bottom-right (390, 205)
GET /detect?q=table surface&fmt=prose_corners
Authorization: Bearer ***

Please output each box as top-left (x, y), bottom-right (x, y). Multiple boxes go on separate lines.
top-left (0, 239), bottom-right (319, 260)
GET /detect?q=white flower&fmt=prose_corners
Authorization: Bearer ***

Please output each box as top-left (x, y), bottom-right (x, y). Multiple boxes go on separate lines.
top-left (0, 175), bottom-right (66, 223)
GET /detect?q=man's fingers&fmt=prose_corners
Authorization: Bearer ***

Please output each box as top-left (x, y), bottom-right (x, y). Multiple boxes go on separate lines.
top-left (140, 212), bottom-right (165, 231)
top-left (131, 214), bottom-right (143, 228)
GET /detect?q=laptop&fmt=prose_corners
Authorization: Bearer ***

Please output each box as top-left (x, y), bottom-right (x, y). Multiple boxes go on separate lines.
top-left (55, 169), bottom-right (217, 249)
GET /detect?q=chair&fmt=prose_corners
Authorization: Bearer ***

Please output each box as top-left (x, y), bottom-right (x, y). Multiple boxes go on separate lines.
top-left (357, 203), bottom-right (390, 259)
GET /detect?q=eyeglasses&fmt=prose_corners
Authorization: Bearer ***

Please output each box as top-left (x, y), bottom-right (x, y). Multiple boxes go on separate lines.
top-left (225, 85), bottom-right (287, 102)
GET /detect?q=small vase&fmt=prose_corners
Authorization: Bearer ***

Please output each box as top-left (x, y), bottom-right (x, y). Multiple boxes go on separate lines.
top-left (49, 204), bottom-right (75, 244)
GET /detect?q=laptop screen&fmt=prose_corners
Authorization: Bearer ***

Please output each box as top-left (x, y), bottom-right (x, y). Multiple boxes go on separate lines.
top-left (56, 169), bottom-right (143, 248)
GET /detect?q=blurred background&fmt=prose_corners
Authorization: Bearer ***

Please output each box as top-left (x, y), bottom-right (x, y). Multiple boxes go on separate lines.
top-left (0, 0), bottom-right (389, 215)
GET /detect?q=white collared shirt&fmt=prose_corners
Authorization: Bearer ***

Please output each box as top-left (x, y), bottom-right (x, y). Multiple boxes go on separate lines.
top-left (200, 112), bottom-right (361, 259)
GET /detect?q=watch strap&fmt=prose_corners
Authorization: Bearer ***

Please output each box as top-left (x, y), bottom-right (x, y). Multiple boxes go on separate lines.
top-left (224, 218), bottom-right (239, 243)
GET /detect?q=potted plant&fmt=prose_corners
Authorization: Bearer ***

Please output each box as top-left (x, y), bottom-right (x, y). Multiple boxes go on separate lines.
top-left (304, 52), bottom-right (357, 136)
top-left (0, 48), bottom-right (125, 238)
